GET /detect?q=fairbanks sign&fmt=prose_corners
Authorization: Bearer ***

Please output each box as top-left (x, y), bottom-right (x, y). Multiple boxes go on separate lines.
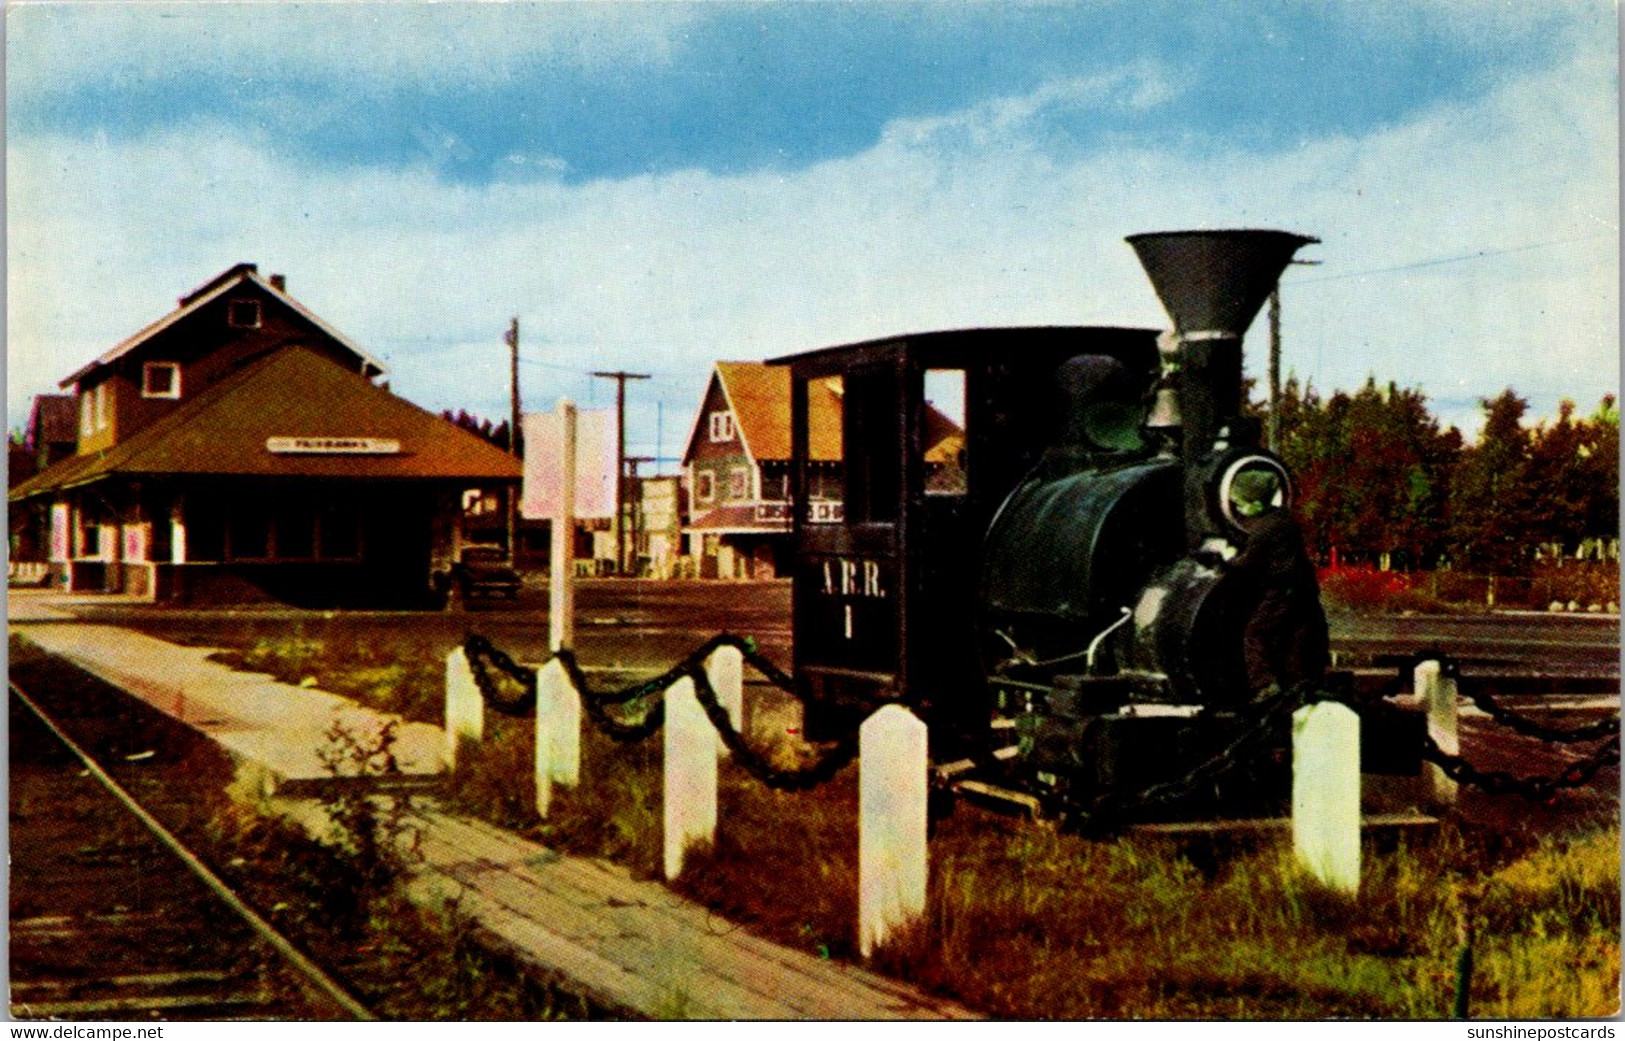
top-left (266, 436), bottom-right (401, 455)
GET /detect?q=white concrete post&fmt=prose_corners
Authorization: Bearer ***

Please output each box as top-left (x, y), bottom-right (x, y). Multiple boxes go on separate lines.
top-left (705, 645), bottom-right (744, 757)
top-left (534, 659), bottom-right (581, 818)
top-left (859, 704), bottom-right (929, 958)
top-left (442, 647), bottom-right (485, 771)
top-left (1415, 659), bottom-right (1459, 808)
top-left (549, 399), bottom-right (577, 654)
top-left (1292, 701), bottom-right (1361, 894)
top-left (662, 677), bottom-right (717, 880)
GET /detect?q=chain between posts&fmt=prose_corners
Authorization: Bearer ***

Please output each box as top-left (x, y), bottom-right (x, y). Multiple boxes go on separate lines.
top-left (1457, 685), bottom-right (1621, 745)
top-left (463, 632), bottom-right (1619, 808)
top-left (1320, 675), bottom-right (1621, 804)
top-left (1388, 650), bottom-right (1620, 745)
top-left (1417, 734), bottom-right (1620, 802)
top-left (461, 632), bottom-right (857, 790)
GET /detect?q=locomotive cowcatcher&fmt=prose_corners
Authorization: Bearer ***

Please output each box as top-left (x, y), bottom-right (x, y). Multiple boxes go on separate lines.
top-left (770, 229), bottom-right (1422, 822)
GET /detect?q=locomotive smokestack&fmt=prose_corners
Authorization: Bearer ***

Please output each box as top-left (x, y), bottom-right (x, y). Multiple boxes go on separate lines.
top-left (1127, 230), bottom-right (1316, 341)
top-left (1126, 229), bottom-right (1317, 548)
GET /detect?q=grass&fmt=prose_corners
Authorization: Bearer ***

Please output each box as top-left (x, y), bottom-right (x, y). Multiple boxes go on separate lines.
top-left (122, 625), bottom-right (1621, 1019)
top-left (207, 626), bottom-right (448, 724)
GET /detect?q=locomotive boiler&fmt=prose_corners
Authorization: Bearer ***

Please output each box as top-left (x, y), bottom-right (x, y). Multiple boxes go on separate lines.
top-left (773, 229), bottom-right (1351, 820)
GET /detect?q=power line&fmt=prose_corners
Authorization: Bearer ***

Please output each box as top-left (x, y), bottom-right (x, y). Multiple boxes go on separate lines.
top-left (1286, 233), bottom-right (1611, 287)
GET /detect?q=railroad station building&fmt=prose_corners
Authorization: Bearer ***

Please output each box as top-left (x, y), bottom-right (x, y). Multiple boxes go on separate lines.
top-left (9, 263), bottom-right (523, 606)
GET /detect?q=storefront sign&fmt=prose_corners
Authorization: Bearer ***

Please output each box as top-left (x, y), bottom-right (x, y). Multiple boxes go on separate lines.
top-left (266, 436), bottom-right (401, 455)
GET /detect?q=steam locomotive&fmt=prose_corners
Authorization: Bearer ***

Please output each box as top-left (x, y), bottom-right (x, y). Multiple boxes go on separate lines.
top-left (770, 230), bottom-right (1370, 820)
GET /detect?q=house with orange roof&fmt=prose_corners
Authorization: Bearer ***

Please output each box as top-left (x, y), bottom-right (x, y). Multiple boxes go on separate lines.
top-left (679, 361), bottom-right (962, 579)
top-left (10, 264), bottom-right (521, 605)
top-left (679, 362), bottom-right (841, 578)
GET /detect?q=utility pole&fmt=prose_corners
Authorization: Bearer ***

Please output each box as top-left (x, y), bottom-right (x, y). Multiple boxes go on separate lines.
top-left (1267, 289), bottom-right (1282, 454)
top-left (1266, 259), bottom-right (1321, 455)
top-left (591, 369), bottom-right (650, 575)
top-left (505, 318), bottom-right (521, 563)
top-left (626, 455), bottom-right (656, 577)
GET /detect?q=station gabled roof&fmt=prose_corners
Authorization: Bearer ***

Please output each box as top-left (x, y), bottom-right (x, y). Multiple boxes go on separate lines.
top-left (59, 263), bottom-right (386, 388)
top-left (12, 347), bottom-right (520, 500)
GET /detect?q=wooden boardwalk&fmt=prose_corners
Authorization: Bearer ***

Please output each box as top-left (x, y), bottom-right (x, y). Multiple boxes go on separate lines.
top-left (400, 809), bottom-right (977, 1019)
top-left (12, 614), bottom-right (978, 1020)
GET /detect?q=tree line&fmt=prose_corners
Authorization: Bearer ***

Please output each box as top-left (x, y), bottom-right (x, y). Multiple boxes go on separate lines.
top-left (1268, 379), bottom-right (1618, 574)
top-left (441, 409), bottom-right (520, 456)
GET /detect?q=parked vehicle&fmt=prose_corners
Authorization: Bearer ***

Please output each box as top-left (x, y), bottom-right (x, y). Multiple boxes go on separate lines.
top-left (451, 545), bottom-right (522, 601)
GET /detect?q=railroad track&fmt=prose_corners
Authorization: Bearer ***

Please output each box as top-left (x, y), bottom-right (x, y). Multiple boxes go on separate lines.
top-left (8, 680), bottom-right (372, 1022)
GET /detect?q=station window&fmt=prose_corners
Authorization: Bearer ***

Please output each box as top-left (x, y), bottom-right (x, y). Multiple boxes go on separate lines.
top-left (187, 499), bottom-right (227, 562)
top-left (227, 298), bottom-right (263, 329)
top-left (708, 411), bottom-right (735, 442)
top-left (75, 505), bottom-right (107, 559)
top-left (231, 502), bottom-right (272, 559)
top-left (319, 501), bottom-right (362, 560)
top-left (272, 500), bottom-right (316, 559)
top-left (923, 368), bottom-right (968, 496)
top-left (142, 361), bottom-right (182, 399)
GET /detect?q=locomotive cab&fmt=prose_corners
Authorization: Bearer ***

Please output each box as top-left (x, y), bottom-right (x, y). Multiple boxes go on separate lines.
top-left (770, 327), bottom-right (1161, 758)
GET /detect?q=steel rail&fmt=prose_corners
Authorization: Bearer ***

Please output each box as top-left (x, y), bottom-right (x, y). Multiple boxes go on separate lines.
top-left (8, 679), bottom-right (376, 1021)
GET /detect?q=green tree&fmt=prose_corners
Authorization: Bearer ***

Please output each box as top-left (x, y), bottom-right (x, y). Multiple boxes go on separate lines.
top-left (1447, 390), bottom-right (1533, 572)
top-left (1273, 375), bottom-right (1458, 568)
top-left (1574, 394), bottom-right (1619, 549)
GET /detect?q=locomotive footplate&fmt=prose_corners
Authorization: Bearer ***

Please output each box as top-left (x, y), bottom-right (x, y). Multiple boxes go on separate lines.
top-left (1018, 706), bottom-right (1292, 822)
top-left (985, 672), bottom-right (1427, 824)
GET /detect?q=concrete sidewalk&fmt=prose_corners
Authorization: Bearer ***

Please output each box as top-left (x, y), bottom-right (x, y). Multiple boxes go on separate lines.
top-left (9, 602), bottom-right (975, 1019)
top-left (14, 621), bottom-right (445, 790)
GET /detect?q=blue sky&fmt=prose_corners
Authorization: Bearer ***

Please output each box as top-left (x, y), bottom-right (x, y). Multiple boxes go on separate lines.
top-left (7, 1), bottom-right (1619, 462)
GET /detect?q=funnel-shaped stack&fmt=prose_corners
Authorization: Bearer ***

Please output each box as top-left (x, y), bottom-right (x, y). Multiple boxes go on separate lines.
top-left (1126, 229), bottom-right (1317, 548)
top-left (1127, 230), bottom-right (1318, 337)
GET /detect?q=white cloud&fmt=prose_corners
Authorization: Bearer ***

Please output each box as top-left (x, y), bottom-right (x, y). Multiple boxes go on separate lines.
top-left (7, 36), bottom-right (1616, 453)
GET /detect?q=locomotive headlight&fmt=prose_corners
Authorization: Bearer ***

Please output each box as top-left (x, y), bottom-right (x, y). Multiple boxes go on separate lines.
top-left (1215, 454), bottom-right (1291, 533)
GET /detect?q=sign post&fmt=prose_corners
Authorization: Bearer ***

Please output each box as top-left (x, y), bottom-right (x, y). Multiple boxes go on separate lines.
top-left (550, 400), bottom-right (577, 653)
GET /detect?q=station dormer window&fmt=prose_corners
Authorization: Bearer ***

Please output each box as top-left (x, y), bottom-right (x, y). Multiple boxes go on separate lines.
top-left (708, 411), bottom-right (735, 442)
top-left (227, 298), bottom-right (263, 329)
top-left (142, 361), bottom-right (182, 399)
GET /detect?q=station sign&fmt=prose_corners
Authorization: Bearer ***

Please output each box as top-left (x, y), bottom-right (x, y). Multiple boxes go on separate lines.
top-left (266, 436), bottom-right (401, 455)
